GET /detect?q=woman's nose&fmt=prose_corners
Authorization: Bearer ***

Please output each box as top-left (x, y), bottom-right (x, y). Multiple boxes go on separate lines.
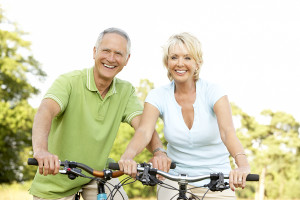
top-left (177, 58), bottom-right (184, 67)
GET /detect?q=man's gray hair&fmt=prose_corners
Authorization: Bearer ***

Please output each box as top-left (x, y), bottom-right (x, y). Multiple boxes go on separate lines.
top-left (95, 27), bottom-right (131, 56)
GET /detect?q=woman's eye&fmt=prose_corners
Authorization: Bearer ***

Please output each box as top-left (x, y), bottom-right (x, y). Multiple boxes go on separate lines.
top-left (185, 57), bottom-right (191, 60)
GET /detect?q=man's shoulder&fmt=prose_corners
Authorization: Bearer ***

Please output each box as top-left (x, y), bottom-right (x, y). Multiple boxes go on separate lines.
top-left (114, 77), bottom-right (134, 88)
top-left (55, 68), bottom-right (88, 85)
top-left (61, 68), bottom-right (87, 78)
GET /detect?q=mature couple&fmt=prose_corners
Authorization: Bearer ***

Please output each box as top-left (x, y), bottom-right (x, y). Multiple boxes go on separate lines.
top-left (30, 27), bottom-right (250, 200)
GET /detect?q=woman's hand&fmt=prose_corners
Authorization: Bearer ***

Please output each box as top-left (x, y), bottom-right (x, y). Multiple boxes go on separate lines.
top-left (118, 158), bottom-right (137, 178)
top-left (149, 151), bottom-right (172, 180)
top-left (229, 166), bottom-right (251, 191)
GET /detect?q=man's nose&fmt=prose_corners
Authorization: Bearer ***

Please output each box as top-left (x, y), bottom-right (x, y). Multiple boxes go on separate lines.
top-left (107, 53), bottom-right (116, 62)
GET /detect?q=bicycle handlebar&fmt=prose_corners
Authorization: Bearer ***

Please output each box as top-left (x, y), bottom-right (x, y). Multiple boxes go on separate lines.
top-left (153, 170), bottom-right (259, 182)
top-left (108, 162), bottom-right (258, 182)
top-left (29, 158), bottom-right (258, 185)
top-left (28, 158), bottom-right (259, 196)
top-left (27, 158), bottom-right (124, 178)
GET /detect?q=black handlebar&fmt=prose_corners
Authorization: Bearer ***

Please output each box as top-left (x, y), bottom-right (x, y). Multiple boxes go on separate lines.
top-left (245, 174), bottom-right (259, 181)
top-left (27, 158), bottom-right (41, 166)
top-left (27, 158), bottom-right (123, 178)
top-left (28, 158), bottom-right (258, 182)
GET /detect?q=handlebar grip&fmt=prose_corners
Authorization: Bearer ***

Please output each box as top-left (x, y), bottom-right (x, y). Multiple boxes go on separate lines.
top-left (246, 174), bottom-right (259, 181)
top-left (28, 158), bottom-right (38, 166)
top-left (108, 162), bottom-right (176, 170)
top-left (109, 162), bottom-right (120, 170)
top-left (170, 162), bottom-right (176, 169)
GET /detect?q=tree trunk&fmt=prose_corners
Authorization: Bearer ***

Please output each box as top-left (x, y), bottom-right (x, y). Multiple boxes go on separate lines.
top-left (256, 166), bottom-right (266, 200)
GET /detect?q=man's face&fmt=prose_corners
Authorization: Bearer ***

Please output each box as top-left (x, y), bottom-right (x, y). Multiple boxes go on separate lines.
top-left (93, 33), bottom-right (130, 81)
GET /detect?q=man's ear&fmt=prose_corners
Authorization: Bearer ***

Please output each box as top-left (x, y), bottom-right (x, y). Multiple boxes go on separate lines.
top-left (93, 47), bottom-right (97, 59)
top-left (124, 54), bottom-right (131, 66)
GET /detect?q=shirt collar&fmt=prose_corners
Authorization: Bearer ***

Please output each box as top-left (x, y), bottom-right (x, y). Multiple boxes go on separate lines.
top-left (86, 67), bottom-right (117, 95)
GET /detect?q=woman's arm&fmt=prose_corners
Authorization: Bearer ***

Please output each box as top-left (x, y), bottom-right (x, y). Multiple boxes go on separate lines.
top-left (119, 102), bottom-right (167, 177)
top-left (214, 95), bottom-right (250, 191)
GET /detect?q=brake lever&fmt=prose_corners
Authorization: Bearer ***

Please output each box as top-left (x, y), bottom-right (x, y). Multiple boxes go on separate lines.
top-left (136, 162), bottom-right (160, 186)
top-left (137, 163), bottom-right (151, 184)
top-left (205, 173), bottom-right (230, 192)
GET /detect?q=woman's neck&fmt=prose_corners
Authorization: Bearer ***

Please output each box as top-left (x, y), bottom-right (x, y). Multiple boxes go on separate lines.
top-left (174, 80), bottom-right (196, 95)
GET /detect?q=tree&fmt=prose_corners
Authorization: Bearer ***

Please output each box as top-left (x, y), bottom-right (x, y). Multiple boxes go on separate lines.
top-left (0, 6), bottom-right (46, 183)
top-left (232, 104), bottom-right (300, 199)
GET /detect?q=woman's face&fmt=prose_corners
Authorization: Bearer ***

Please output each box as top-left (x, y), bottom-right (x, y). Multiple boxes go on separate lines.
top-left (167, 43), bottom-right (198, 84)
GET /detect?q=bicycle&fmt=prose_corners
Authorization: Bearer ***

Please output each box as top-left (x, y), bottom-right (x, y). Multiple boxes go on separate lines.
top-left (109, 162), bottom-right (259, 200)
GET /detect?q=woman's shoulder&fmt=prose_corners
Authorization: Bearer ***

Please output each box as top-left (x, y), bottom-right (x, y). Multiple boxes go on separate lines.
top-left (197, 78), bottom-right (222, 91)
top-left (146, 82), bottom-right (173, 103)
top-left (150, 82), bottom-right (173, 94)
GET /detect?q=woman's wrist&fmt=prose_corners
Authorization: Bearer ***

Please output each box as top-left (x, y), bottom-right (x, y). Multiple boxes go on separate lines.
top-left (153, 147), bottom-right (167, 155)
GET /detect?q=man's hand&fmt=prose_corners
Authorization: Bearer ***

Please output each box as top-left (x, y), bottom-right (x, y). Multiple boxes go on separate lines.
top-left (149, 151), bottom-right (172, 180)
top-left (33, 150), bottom-right (60, 176)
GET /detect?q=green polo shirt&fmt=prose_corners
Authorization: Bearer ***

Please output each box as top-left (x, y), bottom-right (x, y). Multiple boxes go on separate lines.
top-left (30, 67), bottom-right (143, 199)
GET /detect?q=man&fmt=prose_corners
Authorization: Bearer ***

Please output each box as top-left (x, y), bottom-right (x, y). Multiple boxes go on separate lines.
top-left (30, 27), bottom-right (170, 200)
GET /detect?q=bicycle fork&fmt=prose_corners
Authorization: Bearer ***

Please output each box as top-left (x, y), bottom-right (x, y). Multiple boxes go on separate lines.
top-left (97, 180), bottom-right (107, 200)
top-left (177, 182), bottom-right (196, 200)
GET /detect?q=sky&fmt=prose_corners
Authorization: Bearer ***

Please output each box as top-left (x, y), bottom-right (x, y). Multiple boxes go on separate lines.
top-left (1, 0), bottom-right (300, 122)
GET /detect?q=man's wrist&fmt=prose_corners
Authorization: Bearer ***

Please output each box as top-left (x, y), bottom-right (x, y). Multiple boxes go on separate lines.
top-left (153, 147), bottom-right (167, 155)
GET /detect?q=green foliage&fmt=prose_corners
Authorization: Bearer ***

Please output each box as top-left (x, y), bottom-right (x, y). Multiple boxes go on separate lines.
top-left (0, 7), bottom-right (46, 183)
top-left (135, 79), bottom-right (154, 102)
top-left (232, 104), bottom-right (300, 199)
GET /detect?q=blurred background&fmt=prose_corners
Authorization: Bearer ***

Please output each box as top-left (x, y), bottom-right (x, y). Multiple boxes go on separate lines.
top-left (0, 0), bottom-right (299, 199)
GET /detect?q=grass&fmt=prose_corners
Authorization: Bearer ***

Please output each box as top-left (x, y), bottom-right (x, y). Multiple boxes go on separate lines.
top-left (0, 181), bottom-right (32, 200)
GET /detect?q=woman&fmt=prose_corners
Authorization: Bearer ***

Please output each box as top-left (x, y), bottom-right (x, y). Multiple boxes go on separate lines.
top-left (119, 32), bottom-right (250, 199)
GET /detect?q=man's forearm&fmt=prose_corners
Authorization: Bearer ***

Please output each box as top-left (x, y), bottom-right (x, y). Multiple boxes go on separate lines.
top-left (146, 130), bottom-right (164, 153)
top-left (32, 111), bottom-right (52, 153)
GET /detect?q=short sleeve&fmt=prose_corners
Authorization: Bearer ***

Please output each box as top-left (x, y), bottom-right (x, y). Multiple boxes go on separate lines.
top-left (122, 86), bottom-right (143, 124)
top-left (43, 74), bottom-right (71, 115)
top-left (145, 88), bottom-right (164, 115)
top-left (207, 83), bottom-right (226, 108)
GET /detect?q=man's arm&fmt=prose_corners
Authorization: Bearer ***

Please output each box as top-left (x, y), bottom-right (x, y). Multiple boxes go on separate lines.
top-left (32, 98), bottom-right (61, 175)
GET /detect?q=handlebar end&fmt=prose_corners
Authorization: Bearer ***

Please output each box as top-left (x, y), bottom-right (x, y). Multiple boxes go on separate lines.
top-left (108, 163), bottom-right (120, 170)
top-left (28, 158), bottom-right (38, 166)
top-left (246, 174), bottom-right (259, 181)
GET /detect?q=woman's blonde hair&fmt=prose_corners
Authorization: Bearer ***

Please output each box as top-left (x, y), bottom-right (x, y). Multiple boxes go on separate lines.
top-left (162, 32), bottom-right (203, 81)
